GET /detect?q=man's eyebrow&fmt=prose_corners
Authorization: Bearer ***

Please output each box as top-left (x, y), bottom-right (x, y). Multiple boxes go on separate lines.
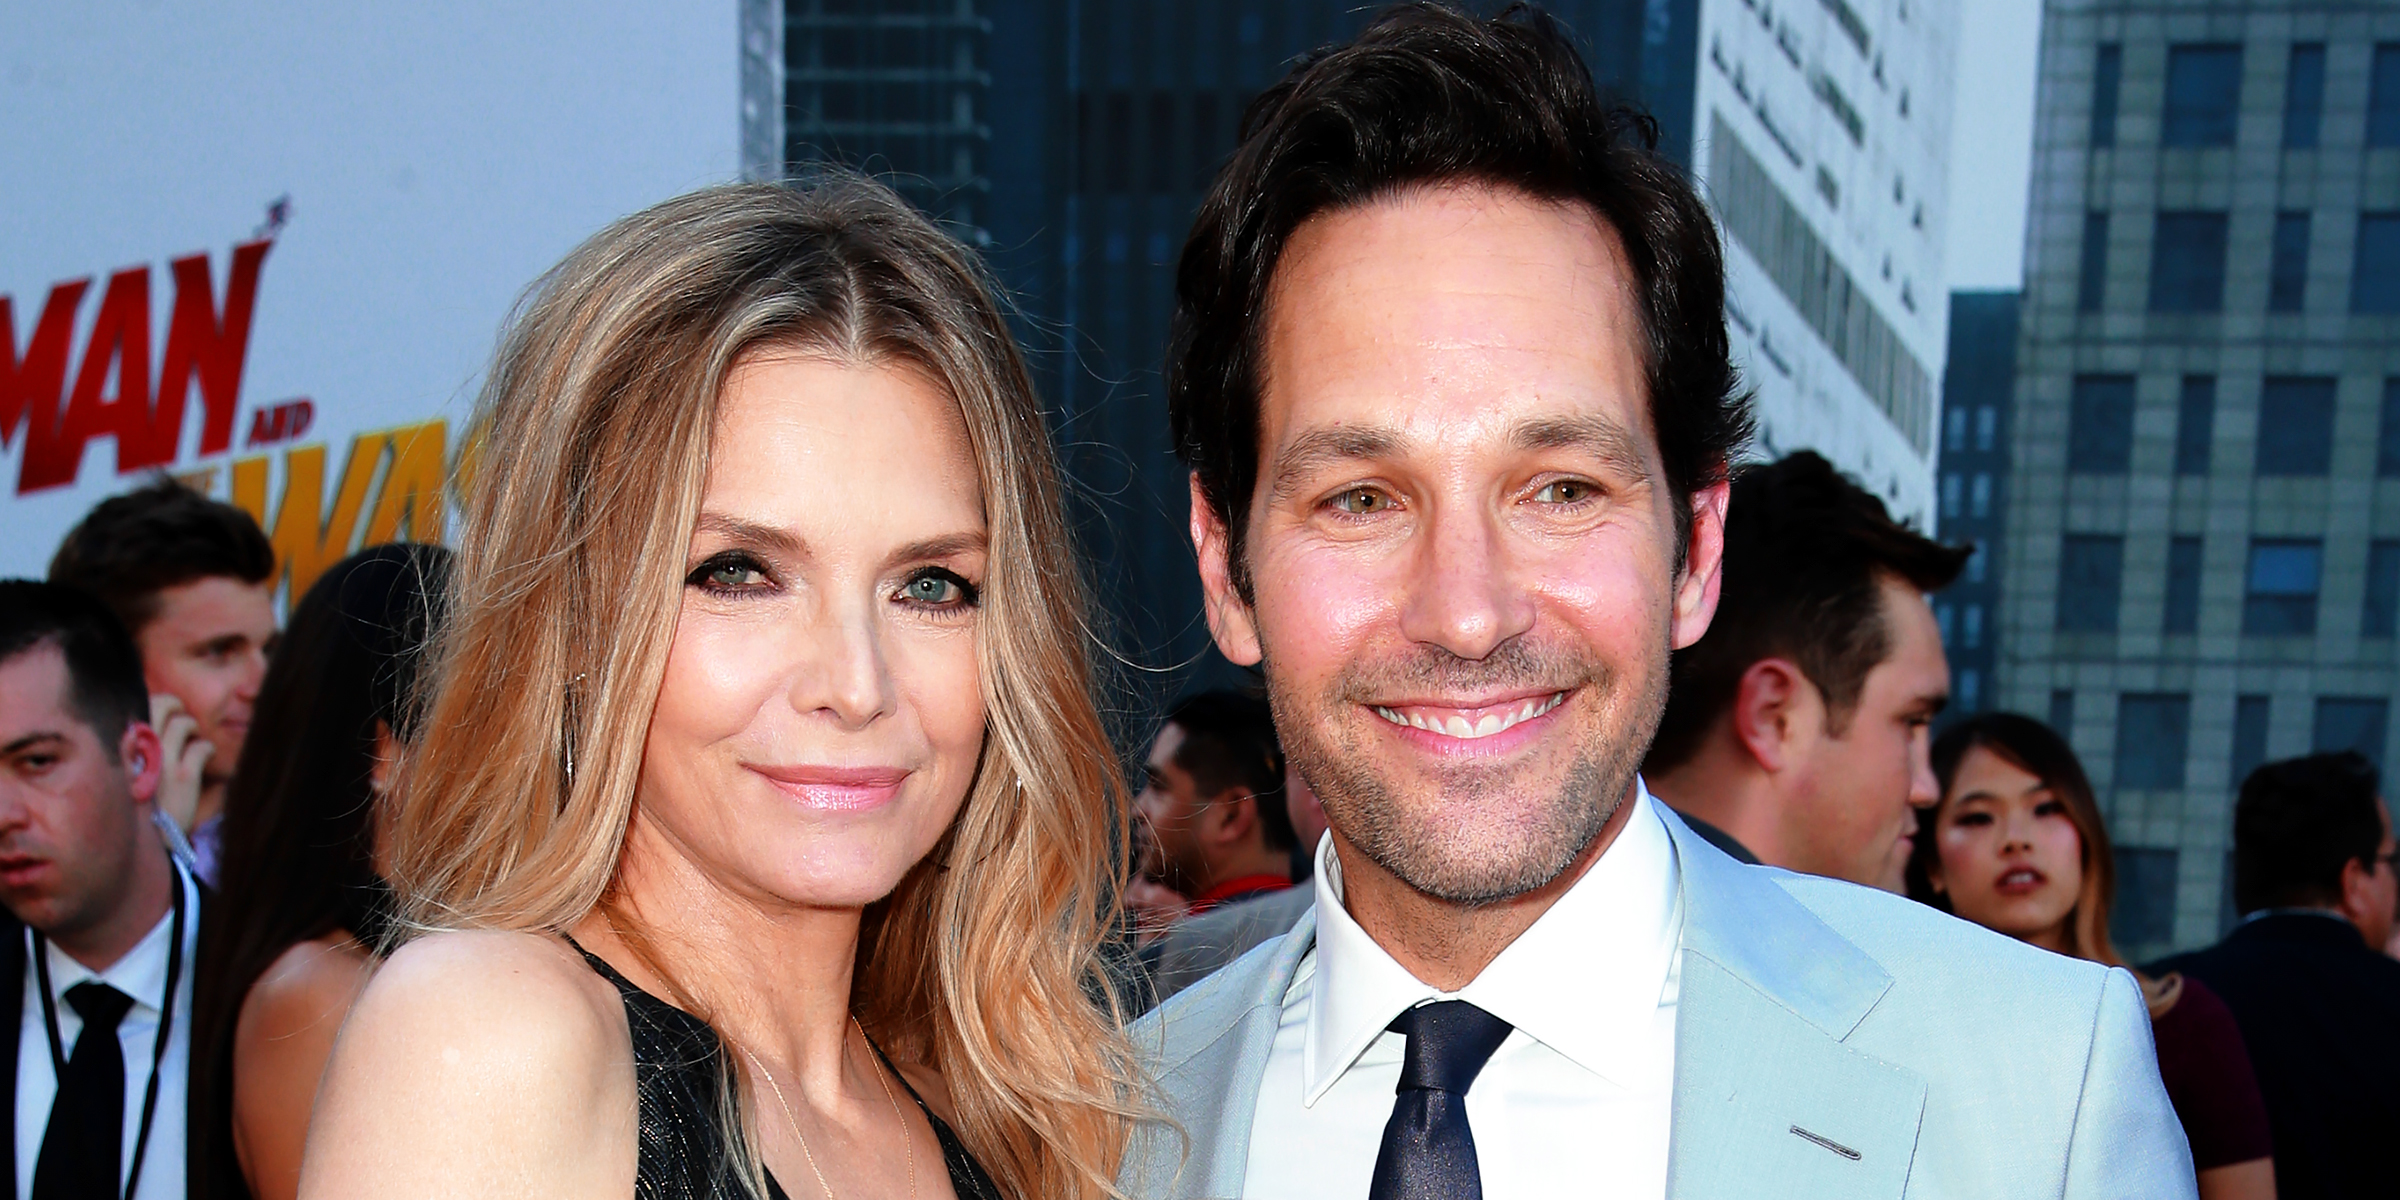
top-left (693, 513), bottom-right (807, 557)
top-left (2, 731), bottom-right (66, 757)
top-left (1509, 413), bottom-right (1651, 478)
top-left (1265, 425), bottom-right (1404, 502)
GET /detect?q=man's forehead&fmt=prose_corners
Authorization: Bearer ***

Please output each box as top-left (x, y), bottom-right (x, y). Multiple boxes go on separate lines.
top-left (0, 645), bottom-right (79, 735)
top-left (1255, 183), bottom-right (1652, 469)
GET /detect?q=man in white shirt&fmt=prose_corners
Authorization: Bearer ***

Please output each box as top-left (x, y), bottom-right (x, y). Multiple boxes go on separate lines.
top-left (1123, 6), bottom-right (2193, 1198)
top-left (0, 581), bottom-right (199, 1200)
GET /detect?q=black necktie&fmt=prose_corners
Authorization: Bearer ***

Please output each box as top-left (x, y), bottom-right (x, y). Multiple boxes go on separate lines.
top-left (32, 981), bottom-right (135, 1200)
top-left (1369, 999), bottom-right (1514, 1200)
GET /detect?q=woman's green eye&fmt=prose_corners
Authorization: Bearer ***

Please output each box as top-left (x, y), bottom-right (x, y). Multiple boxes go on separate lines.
top-left (903, 571), bottom-right (977, 606)
top-left (710, 563), bottom-right (764, 588)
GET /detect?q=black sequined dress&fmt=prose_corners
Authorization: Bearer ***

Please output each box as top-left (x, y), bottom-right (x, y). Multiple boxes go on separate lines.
top-left (569, 940), bottom-right (1006, 1200)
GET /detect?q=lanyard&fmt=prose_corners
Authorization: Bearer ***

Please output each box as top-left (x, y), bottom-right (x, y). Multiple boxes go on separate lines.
top-left (32, 858), bottom-right (187, 1200)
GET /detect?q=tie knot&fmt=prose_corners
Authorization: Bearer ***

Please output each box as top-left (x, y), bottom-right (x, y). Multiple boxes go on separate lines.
top-left (1389, 1000), bottom-right (1513, 1095)
top-left (63, 981), bottom-right (133, 1032)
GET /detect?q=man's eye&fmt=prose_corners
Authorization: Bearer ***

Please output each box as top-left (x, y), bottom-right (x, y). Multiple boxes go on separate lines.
top-left (1332, 488), bottom-right (1391, 515)
top-left (1534, 480), bottom-right (1596, 504)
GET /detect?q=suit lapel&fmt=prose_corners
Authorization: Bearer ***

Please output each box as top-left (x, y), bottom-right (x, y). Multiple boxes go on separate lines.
top-left (1660, 811), bottom-right (1925, 1199)
top-left (4, 913), bottom-right (24, 1194)
top-left (1126, 910), bottom-right (1317, 1200)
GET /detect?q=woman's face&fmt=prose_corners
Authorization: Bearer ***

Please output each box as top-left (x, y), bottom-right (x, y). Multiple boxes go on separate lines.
top-left (1929, 744), bottom-right (2085, 947)
top-left (634, 351), bottom-right (988, 910)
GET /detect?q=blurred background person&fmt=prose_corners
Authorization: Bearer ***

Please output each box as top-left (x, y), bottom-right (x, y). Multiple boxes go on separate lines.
top-left (1130, 691), bottom-right (1294, 916)
top-left (303, 178), bottom-right (1140, 1200)
top-left (1644, 452), bottom-right (1966, 890)
top-left (0, 580), bottom-right (197, 1200)
top-left (1911, 713), bottom-right (2272, 1200)
top-left (1134, 692), bottom-right (1314, 1000)
top-left (188, 543), bottom-right (450, 1200)
top-left (49, 479), bottom-right (277, 884)
top-left (2152, 753), bottom-right (2400, 1200)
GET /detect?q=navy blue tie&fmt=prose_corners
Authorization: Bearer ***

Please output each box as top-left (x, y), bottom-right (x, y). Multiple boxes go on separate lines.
top-left (33, 982), bottom-right (135, 1200)
top-left (1369, 1000), bottom-right (1514, 1200)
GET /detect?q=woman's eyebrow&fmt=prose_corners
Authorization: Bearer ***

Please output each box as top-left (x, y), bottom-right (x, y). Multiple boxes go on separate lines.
top-left (886, 532), bottom-right (989, 567)
top-left (693, 513), bottom-right (806, 557)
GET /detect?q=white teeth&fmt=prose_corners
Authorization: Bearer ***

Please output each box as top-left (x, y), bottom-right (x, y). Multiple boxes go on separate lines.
top-left (1371, 692), bottom-right (1567, 740)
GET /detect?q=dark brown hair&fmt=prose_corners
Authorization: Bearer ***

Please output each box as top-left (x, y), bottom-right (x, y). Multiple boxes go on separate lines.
top-left (1910, 712), bottom-right (2126, 966)
top-left (47, 477), bottom-right (273, 634)
top-left (1163, 689), bottom-right (1294, 852)
top-left (2233, 751), bottom-right (2385, 913)
top-left (1168, 1), bottom-right (1751, 597)
top-left (1646, 452), bottom-right (1968, 771)
top-left (189, 543), bottom-right (449, 1200)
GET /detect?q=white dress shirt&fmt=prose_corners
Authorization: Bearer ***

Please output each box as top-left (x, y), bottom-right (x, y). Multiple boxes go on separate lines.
top-left (17, 860), bottom-right (198, 1200)
top-left (1243, 785), bottom-right (1683, 1199)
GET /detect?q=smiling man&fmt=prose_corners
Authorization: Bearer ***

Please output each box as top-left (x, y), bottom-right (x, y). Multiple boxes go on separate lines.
top-left (1122, 6), bottom-right (2191, 1199)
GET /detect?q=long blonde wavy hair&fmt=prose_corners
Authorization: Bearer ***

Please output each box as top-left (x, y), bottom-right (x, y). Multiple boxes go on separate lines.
top-left (386, 175), bottom-right (1140, 1199)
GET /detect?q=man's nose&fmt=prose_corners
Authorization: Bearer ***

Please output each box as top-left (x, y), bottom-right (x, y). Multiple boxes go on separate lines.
top-left (1396, 502), bottom-right (1534, 661)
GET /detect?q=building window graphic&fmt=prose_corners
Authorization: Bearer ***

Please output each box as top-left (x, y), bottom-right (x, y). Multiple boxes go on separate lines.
top-left (2091, 42), bottom-right (2123, 147)
top-left (2058, 534), bottom-right (2126, 633)
top-left (2370, 44), bottom-right (2400, 148)
top-left (2232, 695), bottom-right (2271, 786)
top-left (2380, 378), bottom-right (2400, 477)
top-left (2112, 848), bottom-right (2181, 948)
top-left (2164, 536), bottom-right (2203, 633)
top-left (2365, 539), bottom-right (2400, 637)
top-left (2255, 376), bottom-right (2336, 477)
top-left (2069, 374), bottom-right (2135, 473)
top-left (2243, 538), bottom-right (2323, 635)
top-left (2116, 693), bottom-right (2192, 789)
top-left (2079, 212), bottom-right (2110, 312)
top-left (2151, 211), bottom-right (2230, 312)
top-left (2351, 213), bottom-right (2400, 313)
top-left (2175, 375), bottom-right (2215, 475)
top-left (2269, 211), bottom-right (2310, 313)
top-left (2162, 44), bottom-right (2243, 147)
top-left (2284, 42), bottom-right (2325, 149)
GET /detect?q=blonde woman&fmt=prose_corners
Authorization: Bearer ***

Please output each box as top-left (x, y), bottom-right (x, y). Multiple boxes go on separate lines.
top-left (300, 176), bottom-right (1140, 1200)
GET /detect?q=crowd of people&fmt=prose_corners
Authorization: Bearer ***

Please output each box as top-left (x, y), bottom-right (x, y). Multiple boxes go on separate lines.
top-left (5, 5), bottom-right (2398, 1200)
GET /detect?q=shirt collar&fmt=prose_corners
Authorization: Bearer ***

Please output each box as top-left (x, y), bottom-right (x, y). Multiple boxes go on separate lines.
top-left (37, 859), bottom-right (194, 1019)
top-left (1303, 784), bottom-right (1682, 1103)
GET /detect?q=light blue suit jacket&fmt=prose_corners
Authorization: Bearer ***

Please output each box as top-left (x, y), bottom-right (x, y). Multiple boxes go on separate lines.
top-left (1122, 808), bottom-right (2197, 1198)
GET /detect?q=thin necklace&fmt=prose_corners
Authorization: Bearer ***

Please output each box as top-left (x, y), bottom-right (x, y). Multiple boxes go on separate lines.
top-left (737, 1017), bottom-right (916, 1200)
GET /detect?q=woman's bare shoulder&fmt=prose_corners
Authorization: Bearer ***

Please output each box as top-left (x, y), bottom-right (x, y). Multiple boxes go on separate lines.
top-left (299, 929), bottom-right (636, 1200)
top-left (240, 933), bottom-right (374, 1043)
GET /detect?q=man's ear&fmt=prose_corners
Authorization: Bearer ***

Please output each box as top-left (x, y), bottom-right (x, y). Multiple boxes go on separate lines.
top-left (1201, 788), bottom-right (1259, 848)
top-left (1192, 472), bottom-right (1263, 666)
top-left (1671, 479), bottom-right (1730, 651)
top-left (119, 721), bottom-right (163, 806)
top-left (1731, 657), bottom-right (1810, 774)
top-left (2339, 854), bottom-right (2383, 930)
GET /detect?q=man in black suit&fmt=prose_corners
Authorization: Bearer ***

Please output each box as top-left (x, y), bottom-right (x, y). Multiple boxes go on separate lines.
top-left (1, 580), bottom-right (199, 1200)
top-left (2154, 751), bottom-right (2400, 1200)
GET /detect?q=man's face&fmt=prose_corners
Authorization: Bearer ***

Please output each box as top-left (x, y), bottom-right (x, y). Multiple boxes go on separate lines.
top-left (1773, 576), bottom-right (1948, 891)
top-left (137, 575), bottom-right (274, 785)
top-left (1133, 723), bottom-right (1210, 892)
top-left (0, 646), bottom-right (160, 939)
top-left (1195, 184), bottom-right (1726, 905)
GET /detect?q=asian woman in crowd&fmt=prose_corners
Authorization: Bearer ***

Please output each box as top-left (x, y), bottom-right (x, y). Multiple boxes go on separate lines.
top-left (301, 174), bottom-right (1142, 1200)
top-left (189, 542), bottom-right (450, 1200)
top-left (1910, 713), bottom-right (2276, 1200)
